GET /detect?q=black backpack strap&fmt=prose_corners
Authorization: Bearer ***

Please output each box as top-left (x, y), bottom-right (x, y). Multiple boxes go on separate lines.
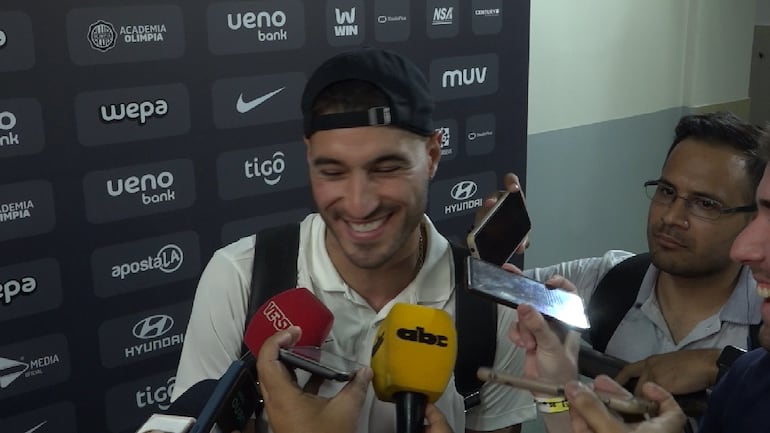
top-left (450, 243), bottom-right (498, 410)
top-left (749, 323), bottom-right (762, 349)
top-left (240, 223), bottom-right (301, 357)
top-left (586, 253), bottom-right (650, 353)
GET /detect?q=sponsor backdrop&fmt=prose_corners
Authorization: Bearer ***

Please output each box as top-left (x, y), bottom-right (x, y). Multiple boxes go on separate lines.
top-left (0, 0), bottom-right (528, 432)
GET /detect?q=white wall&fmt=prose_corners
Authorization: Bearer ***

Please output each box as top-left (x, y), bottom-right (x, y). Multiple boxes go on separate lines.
top-left (758, 0), bottom-right (770, 25)
top-left (528, 0), bottom-right (688, 134)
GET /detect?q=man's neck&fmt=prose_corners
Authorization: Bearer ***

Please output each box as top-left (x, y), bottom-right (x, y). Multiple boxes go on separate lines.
top-left (655, 263), bottom-right (743, 343)
top-left (326, 225), bottom-right (425, 312)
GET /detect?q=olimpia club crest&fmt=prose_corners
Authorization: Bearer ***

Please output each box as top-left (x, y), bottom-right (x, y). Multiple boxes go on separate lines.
top-left (88, 20), bottom-right (116, 52)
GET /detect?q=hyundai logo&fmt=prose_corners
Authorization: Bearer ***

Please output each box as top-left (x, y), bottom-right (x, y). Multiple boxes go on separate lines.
top-left (450, 181), bottom-right (478, 200)
top-left (133, 314), bottom-right (174, 339)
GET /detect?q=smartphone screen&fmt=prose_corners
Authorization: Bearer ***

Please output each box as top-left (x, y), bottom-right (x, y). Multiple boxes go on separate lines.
top-left (467, 190), bottom-right (531, 266)
top-left (465, 256), bottom-right (590, 329)
top-left (278, 346), bottom-right (365, 381)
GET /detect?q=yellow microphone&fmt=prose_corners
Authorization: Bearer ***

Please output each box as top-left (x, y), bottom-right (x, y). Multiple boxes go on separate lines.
top-left (371, 303), bottom-right (457, 433)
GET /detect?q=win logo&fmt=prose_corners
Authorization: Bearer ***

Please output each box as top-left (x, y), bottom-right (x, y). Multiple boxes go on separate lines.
top-left (334, 8), bottom-right (357, 36)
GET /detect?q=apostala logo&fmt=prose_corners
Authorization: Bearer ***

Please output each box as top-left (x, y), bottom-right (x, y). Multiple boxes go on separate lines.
top-left (106, 171), bottom-right (176, 206)
top-left (0, 200), bottom-right (34, 223)
top-left (445, 180), bottom-right (482, 214)
top-left (244, 150), bottom-right (285, 186)
top-left (111, 243), bottom-right (183, 280)
top-left (120, 24), bottom-right (167, 43)
top-left (136, 376), bottom-right (175, 411)
top-left (88, 20), bottom-right (117, 52)
top-left (125, 314), bottom-right (184, 359)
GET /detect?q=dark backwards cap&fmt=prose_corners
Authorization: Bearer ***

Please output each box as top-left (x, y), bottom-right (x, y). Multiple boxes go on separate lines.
top-left (302, 47), bottom-right (434, 138)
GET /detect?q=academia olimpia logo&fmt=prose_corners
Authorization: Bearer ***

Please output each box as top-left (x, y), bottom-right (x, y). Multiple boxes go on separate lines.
top-left (66, 5), bottom-right (185, 65)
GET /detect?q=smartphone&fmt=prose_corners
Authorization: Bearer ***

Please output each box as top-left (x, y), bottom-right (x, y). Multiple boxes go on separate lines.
top-left (465, 256), bottom-right (590, 330)
top-left (278, 346), bottom-right (366, 382)
top-left (467, 190), bottom-right (532, 266)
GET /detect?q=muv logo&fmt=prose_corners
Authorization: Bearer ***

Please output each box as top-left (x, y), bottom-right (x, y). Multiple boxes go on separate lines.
top-left (450, 181), bottom-right (477, 200)
top-left (132, 315), bottom-right (174, 339)
top-left (442, 67), bottom-right (487, 88)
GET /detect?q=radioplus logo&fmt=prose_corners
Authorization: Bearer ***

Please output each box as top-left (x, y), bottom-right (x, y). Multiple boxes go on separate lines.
top-left (98, 301), bottom-right (191, 368)
top-left (0, 258), bottom-right (62, 322)
top-left (91, 231), bottom-right (201, 297)
top-left (428, 171), bottom-right (496, 221)
top-left (66, 5), bottom-right (185, 65)
top-left (75, 83), bottom-right (190, 147)
top-left (82, 159), bottom-right (196, 223)
top-left (217, 141), bottom-right (308, 200)
top-left (0, 334), bottom-right (70, 399)
top-left (104, 370), bottom-right (176, 433)
top-left (0, 180), bottom-right (55, 242)
top-left (207, 0), bottom-right (306, 54)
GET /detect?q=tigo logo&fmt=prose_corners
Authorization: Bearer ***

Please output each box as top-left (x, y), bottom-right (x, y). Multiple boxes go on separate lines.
top-left (450, 181), bottom-right (477, 200)
top-left (244, 151), bottom-right (285, 186)
top-left (136, 376), bottom-right (175, 410)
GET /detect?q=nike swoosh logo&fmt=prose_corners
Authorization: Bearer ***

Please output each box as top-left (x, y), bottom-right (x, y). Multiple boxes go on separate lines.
top-left (24, 421), bottom-right (47, 433)
top-left (236, 87), bottom-right (286, 113)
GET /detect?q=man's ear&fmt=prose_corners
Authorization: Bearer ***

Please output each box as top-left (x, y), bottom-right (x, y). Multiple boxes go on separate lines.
top-left (426, 131), bottom-right (441, 179)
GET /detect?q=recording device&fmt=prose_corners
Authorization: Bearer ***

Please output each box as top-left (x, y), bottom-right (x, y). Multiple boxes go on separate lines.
top-left (467, 190), bottom-right (531, 266)
top-left (371, 303), bottom-right (457, 433)
top-left (278, 346), bottom-right (365, 381)
top-left (135, 414), bottom-right (195, 433)
top-left (476, 367), bottom-right (659, 416)
top-left (159, 288), bottom-right (334, 433)
top-left (465, 256), bottom-right (590, 330)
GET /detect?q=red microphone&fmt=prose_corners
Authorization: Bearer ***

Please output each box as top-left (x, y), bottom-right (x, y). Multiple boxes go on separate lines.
top-left (243, 287), bottom-right (334, 356)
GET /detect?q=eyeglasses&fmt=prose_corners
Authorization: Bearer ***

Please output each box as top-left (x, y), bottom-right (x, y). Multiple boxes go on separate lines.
top-left (643, 180), bottom-right (757, 220)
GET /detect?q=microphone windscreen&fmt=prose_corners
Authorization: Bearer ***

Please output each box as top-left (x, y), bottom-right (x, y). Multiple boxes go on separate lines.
top-left (166, 379), bottom-right (218, 417)
top-left (371, 303), bottom-right (457, 403)
top-left (243, 287), bottom-right (334, 356)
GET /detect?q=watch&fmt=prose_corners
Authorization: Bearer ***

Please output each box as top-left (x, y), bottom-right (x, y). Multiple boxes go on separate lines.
top-left (715, 345), bottom-right (746, 383)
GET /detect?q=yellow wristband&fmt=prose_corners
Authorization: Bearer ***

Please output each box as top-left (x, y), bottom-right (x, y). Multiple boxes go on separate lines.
top-left (534, 396), bottom-right (570, 414)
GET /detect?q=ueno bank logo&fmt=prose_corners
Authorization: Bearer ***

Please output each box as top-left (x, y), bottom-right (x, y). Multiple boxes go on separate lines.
top-left (227, 10), bottom-right (287, 41)
top-left (136, 376), bottom-right (175, 410)
top-left (0, 275), bottom-right (36, 306)
top-left (334, 8), bottom-right (358, 36)
top-left (100, 98), bottom-right (168, 125)
top-left (132, 315), bottom-right (174, 339)
top-left (244, 151), bottom-right (285, 186)
top-left (432, 7), bottom-right (453, 25)
top-left (450, 181), bottom-right (477, 200)
top-left (106, 171), bottom-right (175, 205)
top-left (111, 243), bottom-right (183, 280)
top-left (0, 111), bottom-right (19, 147)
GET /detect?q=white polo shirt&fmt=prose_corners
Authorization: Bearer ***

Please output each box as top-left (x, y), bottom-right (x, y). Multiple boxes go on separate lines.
top-left (525, 250), bottom-right (761, 361)
top-left (172, 213), bottom-right (535, 433)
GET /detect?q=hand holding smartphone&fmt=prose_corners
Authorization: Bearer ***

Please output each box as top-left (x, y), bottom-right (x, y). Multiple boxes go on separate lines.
top-left (278, 346), bottom-right (365, 382)
top-left (467, 190), bottom-right (531, 266)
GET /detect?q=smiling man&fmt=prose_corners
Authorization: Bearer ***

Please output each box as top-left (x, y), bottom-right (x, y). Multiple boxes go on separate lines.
top-left (171, 48), bottom-right (533, 433)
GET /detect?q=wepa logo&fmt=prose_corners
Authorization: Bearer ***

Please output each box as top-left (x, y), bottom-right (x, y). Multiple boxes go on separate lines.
top-left (450, 181), bottom-right (477, 200)
top-left (0, 275), bottom-right (36, 306)
top-left (136, 376), bottom-right (175, 411)
top-left (100, 99), bottom-right (168, 125)
top-left (263, 300), bottom-right (292, 330)
top-left (111, 243), bottom-right (184, 280)
top-left (132, 315), bottom-right (174, 339)
top-left (244, 151), bottom-right (285, 186)
top-left (88, 20), bottom-right (116, 52)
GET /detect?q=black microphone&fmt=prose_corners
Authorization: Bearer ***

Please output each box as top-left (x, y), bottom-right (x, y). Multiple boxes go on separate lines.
top-left (188, 355), bottom-right (258, 433)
